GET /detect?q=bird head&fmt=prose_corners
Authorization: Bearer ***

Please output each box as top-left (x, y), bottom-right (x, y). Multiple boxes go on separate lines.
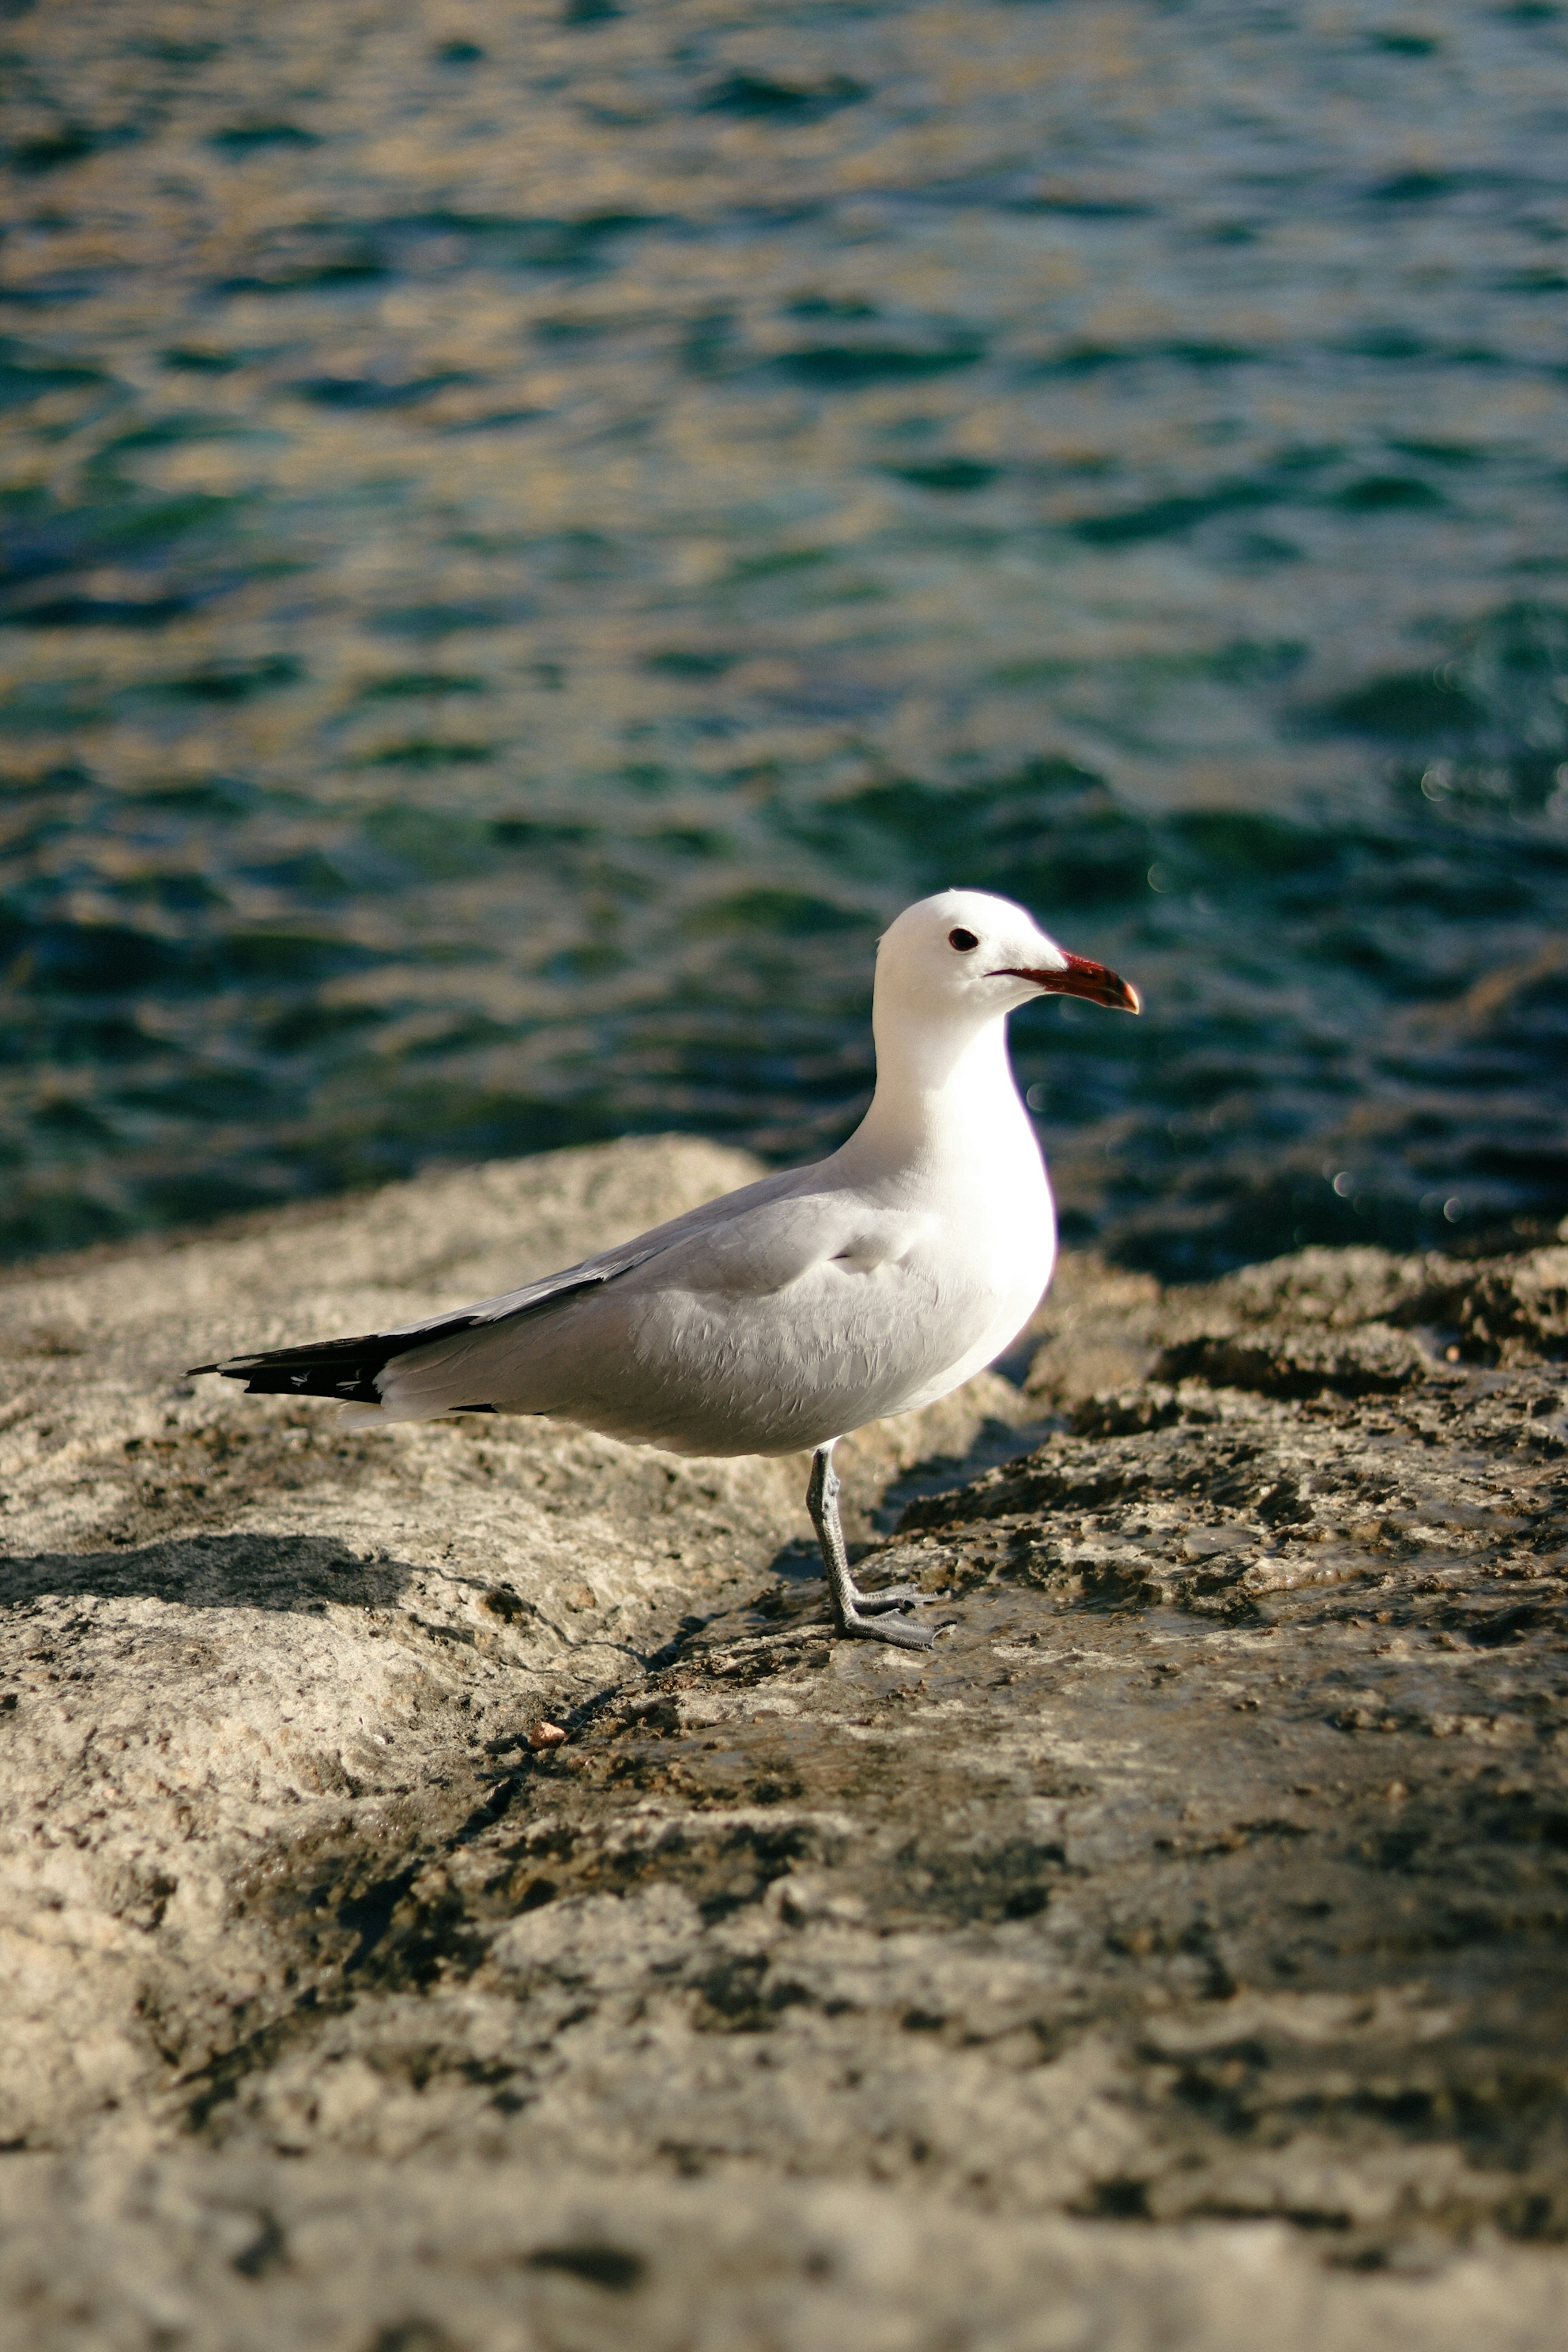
top-left (876, 889), bottom-right (1140, 1023)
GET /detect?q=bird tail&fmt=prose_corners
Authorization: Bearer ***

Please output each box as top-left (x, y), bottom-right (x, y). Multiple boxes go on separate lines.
top-left (187, 1314), bottom-right (485, 1415)
top-left (189, 1251), bottom-right (648, 1420)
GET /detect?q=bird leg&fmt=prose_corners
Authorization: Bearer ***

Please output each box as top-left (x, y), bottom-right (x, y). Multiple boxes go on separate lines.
top-left (808, 1443), bottom-right (933, 1650)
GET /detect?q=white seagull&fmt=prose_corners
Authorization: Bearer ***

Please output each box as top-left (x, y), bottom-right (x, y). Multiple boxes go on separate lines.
top-left (193, 890), bottom-right (1140, 1648)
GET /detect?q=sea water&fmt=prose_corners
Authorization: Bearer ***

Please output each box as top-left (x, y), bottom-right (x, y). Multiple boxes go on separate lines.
top-left (2, 0), bottom-right (1565, 1275)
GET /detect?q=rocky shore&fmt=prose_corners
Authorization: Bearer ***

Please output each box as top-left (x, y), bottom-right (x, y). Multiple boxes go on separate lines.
top-left (2, 1138), bottom-right (1566, 2350)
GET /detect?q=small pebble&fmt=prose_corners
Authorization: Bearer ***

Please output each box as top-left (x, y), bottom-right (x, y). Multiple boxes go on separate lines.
top-left (528, 1721), bottom-right (568, 1748)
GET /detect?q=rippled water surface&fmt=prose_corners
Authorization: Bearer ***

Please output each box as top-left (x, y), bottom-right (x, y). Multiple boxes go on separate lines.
top-left (3, 0), bottom-right (1566, 1273)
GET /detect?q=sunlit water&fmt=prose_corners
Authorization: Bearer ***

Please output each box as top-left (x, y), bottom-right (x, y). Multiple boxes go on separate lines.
top-left (2, 0), bottom-right (1566, 1275)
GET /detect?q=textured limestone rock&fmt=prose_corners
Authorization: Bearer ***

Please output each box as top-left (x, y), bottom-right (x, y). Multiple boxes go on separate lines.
top-left (2, 2152), bottom-right (1564, 2352)
top-left (1452, 1244), bottom-right (1568, 1365)
top-left (1141, 1235), bottom-right (1568, 1369)
top-left (1152, 1320), bottom-right (1429, 1399)
top-left (2, 1150), bottom-right (1566, 2349)
top-left (1027, 1234), bottom-right (1568, 1405)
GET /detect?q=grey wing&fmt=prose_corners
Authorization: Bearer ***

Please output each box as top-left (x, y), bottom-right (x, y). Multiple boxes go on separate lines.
top-left (190, 1161), bottom-right (813, 1406)
top-left (410, 1159), bottom-right (814, 1332)
top-left (372, 1189), bottom-right (968, 1455)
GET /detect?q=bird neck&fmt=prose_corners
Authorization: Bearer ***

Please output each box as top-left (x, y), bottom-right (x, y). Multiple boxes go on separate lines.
top-left (848, 1009), bottom-right (1033, 1172)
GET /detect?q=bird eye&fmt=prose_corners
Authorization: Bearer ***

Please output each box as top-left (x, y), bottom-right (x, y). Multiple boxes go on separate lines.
top-left (948, 927), bottom-right (979, 952)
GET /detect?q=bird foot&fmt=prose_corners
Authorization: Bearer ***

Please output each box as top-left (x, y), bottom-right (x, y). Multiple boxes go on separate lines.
top-left (851, 1582), bottom-right (926, 1615)
top-left (837, 1602), bottom-right (935, 1650)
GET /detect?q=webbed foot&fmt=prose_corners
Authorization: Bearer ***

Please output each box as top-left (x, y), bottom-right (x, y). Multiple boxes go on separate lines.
top-left (851, 1581), bottom-right (926, 1614)
top-left (838, 1605), bottom-right (935, 1650)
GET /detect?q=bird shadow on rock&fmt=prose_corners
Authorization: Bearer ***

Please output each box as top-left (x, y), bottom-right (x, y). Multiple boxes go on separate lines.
top-left (754, 1412), bottom-right (1053, 1606)
top-left (870, 1411), bottom-right (1056, 1534)
top-left (0, 1530), bottom-right (412, 1612)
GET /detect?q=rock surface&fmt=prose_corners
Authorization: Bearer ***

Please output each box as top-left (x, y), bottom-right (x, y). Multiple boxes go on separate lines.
top-left (1, 1140), bottom-right (1566, 2350)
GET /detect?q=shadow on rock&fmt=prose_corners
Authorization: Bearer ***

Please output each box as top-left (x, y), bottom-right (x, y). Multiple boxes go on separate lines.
top-left (0, 1530), bottom-right (411, 1611)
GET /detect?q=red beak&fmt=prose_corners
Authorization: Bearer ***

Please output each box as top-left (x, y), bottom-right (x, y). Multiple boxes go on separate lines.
top-left (994, 953), bottom-right (1141, 1014)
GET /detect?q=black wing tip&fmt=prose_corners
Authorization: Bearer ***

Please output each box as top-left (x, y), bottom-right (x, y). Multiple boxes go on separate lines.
top-left (187, 1311), bottom-right (484, 1403)
top-left (185, 1348), bottom-right (382, 1398)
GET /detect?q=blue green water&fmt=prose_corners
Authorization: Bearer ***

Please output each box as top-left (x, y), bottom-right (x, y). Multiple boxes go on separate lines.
top-left (2, 0), bottom-right (1566, 1275)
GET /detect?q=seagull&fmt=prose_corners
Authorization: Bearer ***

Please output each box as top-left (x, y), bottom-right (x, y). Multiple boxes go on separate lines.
top-left (192, 891), bottom-right (1139, 1648)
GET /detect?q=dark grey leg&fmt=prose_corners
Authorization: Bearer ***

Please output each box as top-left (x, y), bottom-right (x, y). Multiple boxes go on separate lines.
top-left (807, 1442), bottom-right (933, 1650)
